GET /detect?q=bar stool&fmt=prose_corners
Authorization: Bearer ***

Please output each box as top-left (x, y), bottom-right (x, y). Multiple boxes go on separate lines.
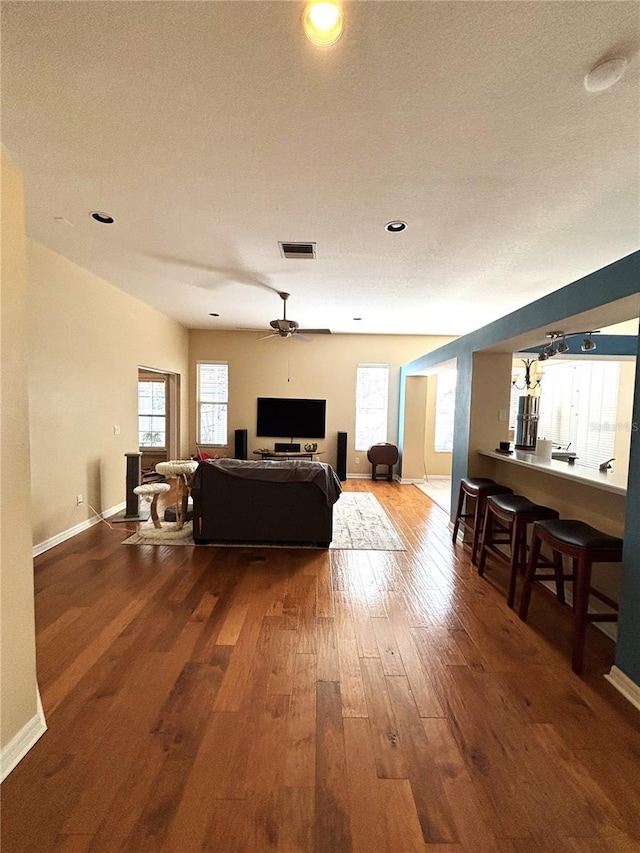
top-left (452, 478), bottom-right (513, 565)
top-left (478, 494), bottom-right (559, 607)
top-left (519, 519), bottom-right (622, 674)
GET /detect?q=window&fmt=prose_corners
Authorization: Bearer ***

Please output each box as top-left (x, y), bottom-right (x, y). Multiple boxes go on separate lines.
top-left (198, 362), bottom-right (228, 446)
top-left (434, 368), bottom-right (456, 452)
top-left (538, 360), bottom-right (619, 468)
top-left (138, 378), bottom-right (166, 448)
top-left (355, 364), bottom-right (389, 450)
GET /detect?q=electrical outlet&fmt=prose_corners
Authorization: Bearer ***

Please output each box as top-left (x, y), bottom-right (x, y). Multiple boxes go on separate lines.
top-left (355, 457), bottom-right (360, 465)
top-left (76, 494), bottom-right (84, 505)
top-left (113, 425), bottom-right (121, 435)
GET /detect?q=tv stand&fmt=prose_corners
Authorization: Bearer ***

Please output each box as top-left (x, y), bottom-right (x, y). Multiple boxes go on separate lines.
top-left (253, 450), bottom-right (325, 461)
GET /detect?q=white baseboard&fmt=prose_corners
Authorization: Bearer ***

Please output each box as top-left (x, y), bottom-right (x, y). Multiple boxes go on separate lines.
top-left (605, 666), bottom-right (640, 711)
top-left (1, 690), bottom-right (47, 781)
top-left (32, 501), bottom-right (126, 557)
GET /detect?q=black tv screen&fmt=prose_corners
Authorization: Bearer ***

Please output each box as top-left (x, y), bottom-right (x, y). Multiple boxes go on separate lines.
top-left (257, 397), bottom-right (326, 439)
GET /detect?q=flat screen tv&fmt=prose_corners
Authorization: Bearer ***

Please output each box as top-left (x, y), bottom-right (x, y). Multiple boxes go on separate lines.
top-left (257, 397), bottom-right (326, 439)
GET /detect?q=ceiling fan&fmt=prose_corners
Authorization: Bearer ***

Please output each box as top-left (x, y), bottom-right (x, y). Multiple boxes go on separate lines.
top-left (262, 292), bottom-right (332, 339)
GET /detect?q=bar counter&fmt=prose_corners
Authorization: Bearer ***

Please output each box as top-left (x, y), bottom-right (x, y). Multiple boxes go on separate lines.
top-left (477, 449), bottom-right (628, 496)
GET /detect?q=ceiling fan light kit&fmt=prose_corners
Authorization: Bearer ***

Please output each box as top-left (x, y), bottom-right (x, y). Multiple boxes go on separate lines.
top-left (264, 291), bottom-right (331, 339)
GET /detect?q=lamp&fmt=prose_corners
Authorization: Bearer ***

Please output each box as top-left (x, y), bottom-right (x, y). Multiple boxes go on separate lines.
top-left (303, 2), bottom-right (343, 46)
top-left (581, 334), bottom-right (597, 352)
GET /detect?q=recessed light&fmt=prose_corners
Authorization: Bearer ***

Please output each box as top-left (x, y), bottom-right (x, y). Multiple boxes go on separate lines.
top-left (385, 221), bottom-right (407, 233)
top-left (90, 211), bottom-right (114, 224)
top-left (209, 313), bottom-right (220, 317)
top-left (303, 2), bottom-right (343, 46)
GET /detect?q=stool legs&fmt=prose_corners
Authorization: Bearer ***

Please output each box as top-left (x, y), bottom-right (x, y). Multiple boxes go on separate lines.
top-left (571, 554), bottom-right (592, 675)
top-left (520, 539), bottom-right (595, 675)
top-left (453, 488), bottom-right (498, 565)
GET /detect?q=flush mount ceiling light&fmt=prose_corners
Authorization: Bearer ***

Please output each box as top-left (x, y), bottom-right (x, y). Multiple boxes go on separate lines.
top-left (303, 2), bottom-right (343, 46)
top-left (584, 57), bottom-right (627, 92)
top-left (90, 211), bottom-right (114, 224)
top-left (385, 221), bottom-right (407, 233)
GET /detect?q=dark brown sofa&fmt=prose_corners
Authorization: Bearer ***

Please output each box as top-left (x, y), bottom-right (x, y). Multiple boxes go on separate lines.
top-left (190, 458), bottom-right (342, 547)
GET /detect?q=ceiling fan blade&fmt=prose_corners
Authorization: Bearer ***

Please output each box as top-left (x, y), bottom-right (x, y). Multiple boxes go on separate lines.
top-left (296, 328), bottom-right (332, 335)
top-left (258, 333), bottom-right (279, 340)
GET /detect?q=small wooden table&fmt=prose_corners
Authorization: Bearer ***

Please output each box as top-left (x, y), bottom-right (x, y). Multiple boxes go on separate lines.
top-left (253, 450), bottom-right (325, 461)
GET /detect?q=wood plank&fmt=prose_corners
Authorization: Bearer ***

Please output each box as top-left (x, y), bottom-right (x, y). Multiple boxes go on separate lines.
top-left (276, 787), bottom-right (314, 853)
top-left (315, 681), bottom-right (353, 853)
top-left (316, 616), bottom-right (340, 682)
top-left (343, 717), bottom-right (390, 853)
top-left (283, 653), bottom-right (317, 787)
top-left (379, 778), bottom-right (427, 853)
top-left (371, 615), bottom-right (406, 675)
top-left (359, 657), bottom-right (407, 779)
top-left (333, 591), bottom-right (367, 717)
top-left (385, 675), bottom-right (459, 844)
top-left (215, 602), bottom-right (249, 644)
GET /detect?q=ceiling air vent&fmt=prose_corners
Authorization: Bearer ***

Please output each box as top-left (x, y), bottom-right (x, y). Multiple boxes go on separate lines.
top-left (279, 241), bottom-right (316, 260)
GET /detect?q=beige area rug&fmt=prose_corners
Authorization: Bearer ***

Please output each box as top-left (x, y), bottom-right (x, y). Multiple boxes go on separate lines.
top-left (121, 492), bottom-right (406, 551)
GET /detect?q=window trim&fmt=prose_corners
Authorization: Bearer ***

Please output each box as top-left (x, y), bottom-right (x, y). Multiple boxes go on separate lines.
top-left (197, 361), bottom-right (229, 447)
top-left (355, 363), bottom-right (390, 452)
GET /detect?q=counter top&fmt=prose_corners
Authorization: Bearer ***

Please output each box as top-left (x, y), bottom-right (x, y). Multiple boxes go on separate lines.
top-left (478, 449), bottom-right (628, 496)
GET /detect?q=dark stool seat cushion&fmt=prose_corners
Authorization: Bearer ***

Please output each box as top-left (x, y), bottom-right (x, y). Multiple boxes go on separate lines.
top-left (460, 477), bottom-right (496, 491)
top-left (487, 494), bottom-right (556, 516)
top-left (534, 519), bottom-right (623, 552)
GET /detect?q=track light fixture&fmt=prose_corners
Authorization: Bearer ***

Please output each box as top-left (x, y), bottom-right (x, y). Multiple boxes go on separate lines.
top-left (537, 329), bottom-right (600, 360)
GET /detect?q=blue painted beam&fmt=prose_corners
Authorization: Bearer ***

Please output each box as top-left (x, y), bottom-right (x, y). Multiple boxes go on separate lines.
top-left (399, 249), bottom-right (640, 695)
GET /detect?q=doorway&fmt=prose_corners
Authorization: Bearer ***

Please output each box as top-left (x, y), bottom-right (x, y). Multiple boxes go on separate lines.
top-left (137, 367), bottom-right (180, 474)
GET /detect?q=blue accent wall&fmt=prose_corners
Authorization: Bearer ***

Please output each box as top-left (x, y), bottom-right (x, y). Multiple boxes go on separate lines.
top-left (401, 250), bottom-right (640, 690)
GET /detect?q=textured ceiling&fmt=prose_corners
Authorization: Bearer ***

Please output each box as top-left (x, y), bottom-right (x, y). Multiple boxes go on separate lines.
top-left (2, 1), bottom-right (639, 336)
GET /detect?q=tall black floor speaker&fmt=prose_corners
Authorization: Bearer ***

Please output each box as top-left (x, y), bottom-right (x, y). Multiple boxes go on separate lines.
top-left (234, 428), bottom-right (248, 460)
top-left (111, 451), bottom-right (149, 523)
top-left (336, 431), bottom-right (348, 481)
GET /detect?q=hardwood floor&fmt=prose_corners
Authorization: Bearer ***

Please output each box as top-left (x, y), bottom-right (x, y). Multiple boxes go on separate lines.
top-left (3, 481), bottom-right (640, 852)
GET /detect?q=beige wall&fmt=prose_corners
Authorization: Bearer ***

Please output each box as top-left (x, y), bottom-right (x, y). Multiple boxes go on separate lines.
top-left (468, 352), bottom-right (513, 478)
top-left (400, 374), bottom-right (453, 480)
top-left (1, 147), bottom-right (40, 750)
top-left (28, 242), bottom-right (190, 547)
top-left (189, 331), bottom-right (451, 476)
top-left (400, 376), bottom-right (428, 480)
